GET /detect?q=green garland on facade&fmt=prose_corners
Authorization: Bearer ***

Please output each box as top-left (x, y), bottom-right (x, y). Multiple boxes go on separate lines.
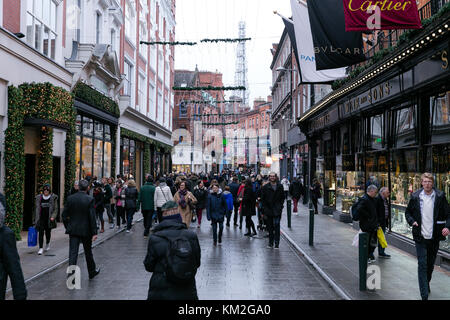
top-left (183, 100), bottom-right (241, 104)
top-left (4, 83), bottom-right (75, 240)
top-left (173, 86), bottom-right (246, 91)
top-left (111, 126), bottom-right (117, 177)
top-left (143, 144), bottom-right (151, 175)
top-left (202, 122), bottom-right (239, 126)
top-left (120, 127), bottom-right (172, 159)
top-left (192, 113), bottom-right (240, 117)
top-left (63, 117), bottom-right (76, 207)
top-left (140, 41), bottom-right (197, 46)
top-left (37, 127), bottom-right (53, 192)
top-left (73, 82), bottom-right (120, 117)
top-left (200, 38), bottom-right (251, 43)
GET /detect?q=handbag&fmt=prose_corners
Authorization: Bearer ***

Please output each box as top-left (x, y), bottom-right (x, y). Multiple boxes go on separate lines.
top-left (50, 219), bottom-right (57, 229)
top-left (377, 227), bottom-right (388, 248)
top-left (28, 226), bottom-right (37, 247)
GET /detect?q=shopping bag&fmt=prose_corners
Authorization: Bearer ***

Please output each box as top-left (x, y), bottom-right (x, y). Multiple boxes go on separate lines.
top-left (352, 230), bottom-right (362, 247)
top-left (28, 226), bottom-right (37, 247)
top-left (377, 227), bottom-right (388, 248)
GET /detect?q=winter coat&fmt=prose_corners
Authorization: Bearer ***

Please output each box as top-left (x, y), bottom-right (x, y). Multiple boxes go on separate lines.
top-left (0, 193), bottom-right (27, 300)
top-left (174, 191), bottom-right (197, 220)
top-left (93, 189), bottom-right (105, 213)
top-left (311, 182), bottom-right (322, 201)
top-left (114, 187), bottom-right (125, 207)
top-left (281, 178), bottom-right (290, 191)
top-left (241, 187), bottom-right (256, 217)
top-left (138, 182), bottom-right (156, 211)
top-left (62, 191), bottom-right (98, 238)
top-left (125, 186), bottom-right (139, 210)
top-left (33, 193), bottom-right (58, 230)
top-left (260, 183), bottom-right (285, 217)
top-left (154, 184), bottom-right (174, 209)
top-left (193, 186), bottom-right (208, 210)
top-left (405, 188), bottom-right (450, 243)
top-left (228, 182), bottom-right (240, 203)
top-left (144, 219), bottom-right (201, 300)
top-left (103, 184), bottom-right (113, 204)
top-left (206, 192), bottom-right (227, 222)
top-left (354, 194), bottom-right (379, 233)
top-left (289, 180), bottom-right (304, 199)
top-left (374, 194), bottom-right (389, 230)
top-left (222, 191), bottom-right (234, 212)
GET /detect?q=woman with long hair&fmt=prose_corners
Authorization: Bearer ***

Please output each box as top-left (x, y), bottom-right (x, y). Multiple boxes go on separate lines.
top-left (242, 179), bottom-right (257, 237)
top-left (114, 180), bottom-right (126, 229)
top-left (34, 184), bottom-right (58, 255)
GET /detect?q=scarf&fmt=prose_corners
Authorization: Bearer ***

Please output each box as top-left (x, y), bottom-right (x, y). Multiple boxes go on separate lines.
top-left (178, 189), bottom-right (188, 209)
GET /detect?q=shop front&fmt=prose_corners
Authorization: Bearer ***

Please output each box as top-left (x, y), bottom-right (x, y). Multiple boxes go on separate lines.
top-left (300, 19), bottom-right (450, 257)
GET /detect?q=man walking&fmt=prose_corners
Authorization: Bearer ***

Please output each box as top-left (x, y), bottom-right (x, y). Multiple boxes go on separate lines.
top-left (0, 193), bottom-right (27, 300)
top-left (289, 177), bottom-right (303, 214)
top-left (62, 180), bottom-right (100, 280)
top-left (405, 173), bottom-right (450, 300)
top-left (261, 172), bottom-right (285, 249)
top-left (375, 187), bottom-right (391, 258)
top-left (228, 177), bottom-right (240, 227)
top-left (355, 185), bottom-right (379, 263)
top-left (138, 176), bottom-right (156, 238)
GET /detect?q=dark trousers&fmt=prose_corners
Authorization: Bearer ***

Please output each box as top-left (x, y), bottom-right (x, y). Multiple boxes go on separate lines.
top-left (292, 198), bottom-right (299, 212)
top-left (312, 198), bottom-right (318, 214)
top-left (233, 203), bottom-right (243, 226)
top-left (69, 235), bottom-right (96, 277)
top-left (116, 206), bottom-right (125, 227)
top-left (245, 215), bottom-right (256, 233)
top-left (156, 207), bottom-right (163, 223)
top-left (105, 203), bottom-right (114, 223)
top-left (211, 219), bottom-right (224, 243)
top-left (266, 216), bottom-right (281, 246)
top-left (126, 208), bottom-right (135, 231)
top-left (196, 208), bottom-right (204, 225)
top-left (96, 209), bottom-right (104, 223)
top-left (38, 227), bottom-right (51, 248)
top-left (415, 239), bottom-right (440, 300)
top-left (226, 210), bottom-right (232, 225)
top-left (142, 209), bottom-right (154, 236)
top-left (368, 231), bottom-right (377, 258)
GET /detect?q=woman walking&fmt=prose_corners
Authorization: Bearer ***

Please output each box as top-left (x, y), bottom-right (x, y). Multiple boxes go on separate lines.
top-left (310, 178), bottom-right (322, 215)
top-left (33, 184), bottom-right (58, 255)
top-left (93, 181), bottom-right (105, 233)
top-left (242, 179), bottom-right (257, 237)
top-left (236, 180), bottom-right (246, 229)
top-left (114, 180), bottom-right (126, 229)
top-left (206, 184), bottom-right (227, 246)
top-left (193, 180), bottom-right (208, 228)
top-left (108, 177), bottom-right (116, 227)
top-left (173, 181), bottom-right (197, 228)
top-left (125, 180), bottom-right (139, 232)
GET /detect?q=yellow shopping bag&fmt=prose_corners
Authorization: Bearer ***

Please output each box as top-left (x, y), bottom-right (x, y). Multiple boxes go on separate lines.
top-left (377, 227), bottom-right (388, 248)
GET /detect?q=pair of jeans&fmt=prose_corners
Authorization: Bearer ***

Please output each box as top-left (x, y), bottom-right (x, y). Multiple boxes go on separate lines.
top-left (196, 208), bottom-right (204, 225)
top-left (142, 209), bottom-right (154, 236)
top-left (312, 199), bottom-right (319, 214)
top-left (69, 235), bottom-right (96, 277)
top-left (38, 226), bottom-right (51, 249)
top-left (156, 207), bottom-right (163, 223)
top-left (105, 203), bottom-right (114, 223)
top-left (226, 210), bottom-right (232, 225)
top-left (96, 209), bottom-right (104, 223)
top-left (211, 219), bottom-right (224, 243)
top-left (116, 206), bottom-right (125, 227)
top-left (266, 216), bottom-right (281, 246)
top-left (126, 208), bottom-right (136, 231)
top-left (292, 198), bottom-right (299, 212)
top-left (415, 239), bottom-right (440, 300)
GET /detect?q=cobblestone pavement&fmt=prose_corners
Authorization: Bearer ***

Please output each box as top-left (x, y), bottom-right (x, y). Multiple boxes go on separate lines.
top-left (8, 217), bottom-right (341, 300)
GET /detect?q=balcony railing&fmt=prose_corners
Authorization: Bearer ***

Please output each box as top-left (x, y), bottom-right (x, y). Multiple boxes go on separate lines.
top-left (349, 0), bottom-right (448, 73)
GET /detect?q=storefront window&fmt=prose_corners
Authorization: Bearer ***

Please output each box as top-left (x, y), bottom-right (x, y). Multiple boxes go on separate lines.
top-left (336, 154), bottom-right (365, 213)
top-left (76, 135), bottom-right (81, 181)
top-left (104, 141), bottom-right (112, 179)
top-left (394, 105), bottom-right (416, 147)
top-left (81, 136), bottom-right (93, 179)
top-left (369, 114), bottom-right (383, 150)
top-left (390, 149), bottom-right (421, 237)
top-left (430, 91), bottom-right (450, 144)
top-left (122, 138), bottom-right (130, 175)
top-left (93, 139), bottom-right (103, 178)
top-left (366, 151), bottom-right (389, 189)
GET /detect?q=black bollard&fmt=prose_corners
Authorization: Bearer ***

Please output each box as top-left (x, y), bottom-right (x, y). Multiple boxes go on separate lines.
top-left (359, 232), bottom-right (369, 291)
top-left (309, 201), bottom-right (314, 246)
top-left (287, 199), bottom-right (292, 228)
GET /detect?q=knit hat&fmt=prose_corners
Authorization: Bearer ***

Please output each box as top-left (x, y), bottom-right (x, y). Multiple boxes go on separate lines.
top-left (161, 201), bottom-right (182, 222)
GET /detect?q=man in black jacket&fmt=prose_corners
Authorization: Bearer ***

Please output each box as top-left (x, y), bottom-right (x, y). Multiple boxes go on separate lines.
top-left (405, 173), bottom-right (450, 300)
top-left (0, 193), bottom-right (27, 300)
top-left (260, 172), bottom-right (285, 249)
top-left (62, 180), bottom-right (100, 280)
top-left (144, 201), bottom-right (201, 300)
top-left (375, 187), bottom-right (391, 258)
top-left (228, 177), bottom-right (240, 226)
top-left (355, 185), bottom-right (379, 263)
top-left (289, 177), bottom-right (304, 214)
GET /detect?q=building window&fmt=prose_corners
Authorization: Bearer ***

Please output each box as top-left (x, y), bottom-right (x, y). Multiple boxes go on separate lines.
top-left (26, 0), bottom-right (57, 59)
top-left (149, 82), bottom-right (155, 119)
top-left (179, 101), bottom-right (187, 118)
top-left (110, 29), bottom-right (116, 51)
top-left (96, 12), bottom-right (101, 44)
top-left (430, 91), bottom-right (450, 144)
top-left (138, 73), bottom-right (146, 113)
top-left (125, 1), bottom-right (135, 44)
top-left (67, 0), bottom-right (81, 42)
top-left (393, 105), bottom-right (416, 148)
top-left (124, 61), bottom-right (133, 96)
top-left (158, 51), bottom-right (163, 80)
top-left (150, 39), bottom-right (157, 70)
top-left (158, 92), bottom-right (163, 124)
top-left (139, 21), bottom-right (148, 56)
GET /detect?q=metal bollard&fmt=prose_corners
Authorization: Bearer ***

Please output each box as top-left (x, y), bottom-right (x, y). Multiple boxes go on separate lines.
top-left (359, 232), bottom-right (369, 291)
top-left (287, 199), bottom-right (292, 228)
top-left (309, 201), bottom-right (314, 246)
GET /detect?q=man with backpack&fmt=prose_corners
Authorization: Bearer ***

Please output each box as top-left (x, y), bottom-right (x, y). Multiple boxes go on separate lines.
top-left (144, 201), bottom-right (201, 300)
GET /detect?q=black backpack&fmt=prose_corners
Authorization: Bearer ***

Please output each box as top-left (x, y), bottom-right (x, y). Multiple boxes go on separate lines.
top-left (350, 197), bottom-right (362, 221)
top-left (156, 233), bottom-right (197, 284)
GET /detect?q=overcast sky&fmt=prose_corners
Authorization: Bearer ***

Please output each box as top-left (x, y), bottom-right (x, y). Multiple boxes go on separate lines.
top-left (174, 0), bottom-right (292, 106)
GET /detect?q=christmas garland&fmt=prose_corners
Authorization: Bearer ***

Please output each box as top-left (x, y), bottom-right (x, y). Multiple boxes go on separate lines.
top-left (139, 41), bottom-right (197, 46)
top-left (173, 86), bottom-right (246, 91)
top-left (5, 83), bottom-right (75, 239)
top-left (73, 82), bottom-right (120, 117)
top-left (192, 113), bottom-right (240, 117)
top-left (200, 38), bottom-right (251, 43)
top-left (202, 122), bottom-right (239, 126)
top-left (183, 100), bottom-right (241, 104)
top-left (143, 143), bottom-right (151, 176)
top-left (111, 126), bottom-right (117, 178)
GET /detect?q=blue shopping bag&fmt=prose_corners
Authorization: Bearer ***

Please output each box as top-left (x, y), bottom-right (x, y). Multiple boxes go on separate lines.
top-left (28, 226), bottom-right (37, 247)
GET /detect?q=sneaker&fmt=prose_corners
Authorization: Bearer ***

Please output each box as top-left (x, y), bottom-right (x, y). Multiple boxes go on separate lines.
top-left (116, 226), bottom-right (121, 230)
top-left (244, 232), bottom-right (251, 237)
top-left (110, 224), bottom-right (115, 229)
top-left (267, 244), bottom-right (274, 249)
top-left (218, 239), bottom-right (222, 245)
top-left (126, 230), bottom-right (130, 233)
top-left (239, 225), bottom-right (242, 229)
top-left (45, 244), bottom-right (50, 252)
top-left (251, 232), bottom-right (257, 237)
top-left (274, 244), bottom-right (279, 249)
top-left (368, 257), bottom-right (376, 263)
top-left (38, 248), bottom-right (44, 255)
top-left (379, 253), bottom-right (391, 259)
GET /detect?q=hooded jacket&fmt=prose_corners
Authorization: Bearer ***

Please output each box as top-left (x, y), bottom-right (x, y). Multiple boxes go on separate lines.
top-left (143, 219), bottom-right (201, 300)
top-left (0, 193), bottom-right (27, 300)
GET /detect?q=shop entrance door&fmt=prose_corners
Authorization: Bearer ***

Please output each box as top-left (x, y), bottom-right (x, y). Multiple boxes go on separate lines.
top-left (23, 154), bottom-right (36, 231)
top-left (52, 156), bottom-right (61, 222)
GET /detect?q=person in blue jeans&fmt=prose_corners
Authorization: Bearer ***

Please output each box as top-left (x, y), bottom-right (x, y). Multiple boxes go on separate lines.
top-left (206, 184), bottom-right (227, 246)
top-left (222, 186), bottom-right (234, 227)
top-left (405, 173), bottom-right (450, 300)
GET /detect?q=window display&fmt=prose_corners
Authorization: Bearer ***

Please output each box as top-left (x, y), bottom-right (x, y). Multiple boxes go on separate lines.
top-left (336, 154), bottom-right (365, 213)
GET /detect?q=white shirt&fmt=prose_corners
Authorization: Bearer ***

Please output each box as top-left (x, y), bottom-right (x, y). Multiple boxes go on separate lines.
top-left (419, 190), bottom-right (435, 240)
top-left (154, 184), bottom-right (174, 209)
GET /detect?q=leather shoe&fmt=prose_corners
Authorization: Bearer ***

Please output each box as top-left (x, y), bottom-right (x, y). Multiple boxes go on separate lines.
top-left (89, 268), bottom-right (100, 280)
